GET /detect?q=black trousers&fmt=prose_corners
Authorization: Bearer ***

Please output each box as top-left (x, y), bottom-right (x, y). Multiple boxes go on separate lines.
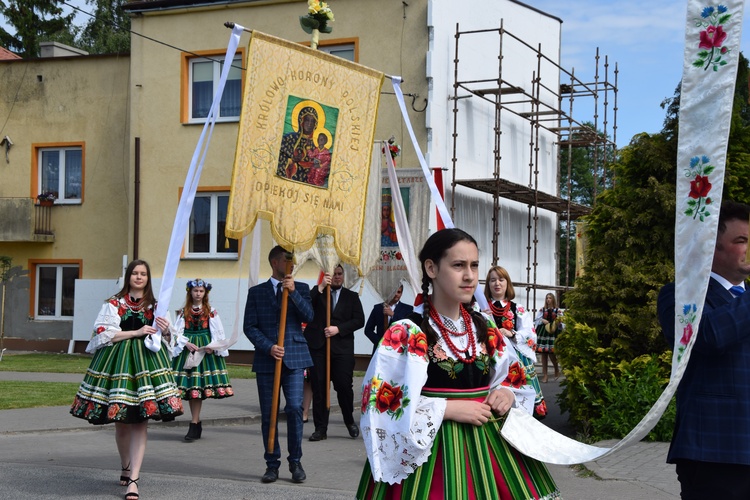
top-left (676, 459), bottom-right (750, 500)
top-left (309, 348), bottom-right (355, 433)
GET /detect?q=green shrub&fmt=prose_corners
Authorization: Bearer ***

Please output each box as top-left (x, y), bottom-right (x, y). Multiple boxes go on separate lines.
top-left (590, 353), bottom-right (675, 441)
top-left (556, 317), bottom-right (675, 442)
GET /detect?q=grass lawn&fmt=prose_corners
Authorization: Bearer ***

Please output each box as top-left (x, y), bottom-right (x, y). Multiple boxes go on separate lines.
top-left (0, 381), bottom-right (79, 410)
top-left (0, 353), bottom-right (253, 410)
top-left (0, 353), bottom-right (364, 410)
top-left (0, 353), bottom-right (255, 379)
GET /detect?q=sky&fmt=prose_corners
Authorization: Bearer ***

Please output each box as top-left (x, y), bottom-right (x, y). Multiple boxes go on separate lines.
top-left (4, 0), bottom-right (750, 148)
top-left (526, 0), bottom-right (750, 147)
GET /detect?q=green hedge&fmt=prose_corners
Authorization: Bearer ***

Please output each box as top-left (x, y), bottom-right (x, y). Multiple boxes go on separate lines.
top-left (556, 318), bottom-right (675, 442)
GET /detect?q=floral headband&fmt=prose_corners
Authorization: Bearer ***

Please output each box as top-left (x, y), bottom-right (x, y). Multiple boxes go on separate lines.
top-left (186, 279), bottom-right (212, 292)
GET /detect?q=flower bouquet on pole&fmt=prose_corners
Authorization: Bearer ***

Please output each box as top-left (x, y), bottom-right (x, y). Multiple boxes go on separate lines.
top-left (299, 0), bottom-right (334, 49)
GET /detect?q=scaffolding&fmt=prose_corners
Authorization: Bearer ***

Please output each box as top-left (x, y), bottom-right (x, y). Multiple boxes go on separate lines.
top-left (449, 21), bottom-right (618, 309)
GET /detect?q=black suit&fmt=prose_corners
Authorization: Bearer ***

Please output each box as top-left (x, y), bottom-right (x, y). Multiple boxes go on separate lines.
top-left (304, 285), bottom-right (365, 433)
top-left (364, 301), bottom-right (414, 354)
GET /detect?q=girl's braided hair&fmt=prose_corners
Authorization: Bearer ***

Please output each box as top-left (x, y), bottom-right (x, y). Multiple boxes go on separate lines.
top-left (418, 228), bottom-right (488, 344)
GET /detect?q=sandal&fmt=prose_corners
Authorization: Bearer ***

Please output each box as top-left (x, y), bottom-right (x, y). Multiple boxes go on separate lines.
top-left (124, 477), bottom-right (139, 500)
top-left (119, 462), bottom-right (131, 486)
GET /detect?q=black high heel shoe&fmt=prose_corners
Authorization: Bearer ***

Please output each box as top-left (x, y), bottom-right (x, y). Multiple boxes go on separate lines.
top-left (124, 477), bottom-right (139, 500)
top-left (119, 462), bottom-right (131, 486)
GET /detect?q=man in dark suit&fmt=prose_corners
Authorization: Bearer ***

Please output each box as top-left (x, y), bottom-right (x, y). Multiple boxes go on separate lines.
top-left (243, 245), bottom-right (314, 484)
top-left (364, 284), bottom-right (413, 354)
top-left (657, 201), bottom-right (750, 499)
top-left (305, 264), bottom-right (365, 441)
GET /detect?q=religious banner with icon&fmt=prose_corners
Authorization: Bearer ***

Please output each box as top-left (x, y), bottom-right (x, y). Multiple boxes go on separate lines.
top-left (226, 30), bottom-right (384, 267)
top-left (367, 168), bottom-right (430, 303)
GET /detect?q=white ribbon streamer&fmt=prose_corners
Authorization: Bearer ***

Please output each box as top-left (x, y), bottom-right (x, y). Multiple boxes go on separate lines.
top-left (147, 24), bottom-right (245, 352)
top-left (391, 77), bottom-right (487, 310)
top-left (384, 148), bottom-right (421, 297)
top-left (505, 0), bottom-right (745, 463)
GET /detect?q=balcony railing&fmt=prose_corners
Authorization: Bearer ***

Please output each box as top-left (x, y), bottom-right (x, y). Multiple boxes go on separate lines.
top-left (0, 198), bottom-right (54, 242)
top-left (35, 203), bottom-right (53, 235)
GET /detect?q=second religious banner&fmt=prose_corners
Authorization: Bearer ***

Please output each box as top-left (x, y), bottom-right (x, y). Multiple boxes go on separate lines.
top-left (226, 31), bottom-right (384, 266)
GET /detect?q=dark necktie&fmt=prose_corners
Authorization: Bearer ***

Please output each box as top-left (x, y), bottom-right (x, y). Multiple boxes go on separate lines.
top-left (276, 282), bottom-right (283, 302)
top-left (730, 285), bottom-right (745, 297)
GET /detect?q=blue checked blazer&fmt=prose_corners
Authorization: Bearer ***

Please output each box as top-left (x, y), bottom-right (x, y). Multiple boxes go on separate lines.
top-left (243, 279), bottom-right (314, 373)
top-left (658, 277), bottom-right (750, 465)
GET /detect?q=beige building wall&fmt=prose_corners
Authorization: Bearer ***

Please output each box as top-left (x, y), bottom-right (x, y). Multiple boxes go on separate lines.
top-left (127, 0), bottom-right (429, 281)
top-left (0, 55), bottom-right (131, 276)
top-left (0, 54), bottom-right (130, 346)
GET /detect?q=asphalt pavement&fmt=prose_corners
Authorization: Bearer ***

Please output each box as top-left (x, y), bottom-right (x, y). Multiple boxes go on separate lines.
top-left (0, 367), bottom-right (680, 499)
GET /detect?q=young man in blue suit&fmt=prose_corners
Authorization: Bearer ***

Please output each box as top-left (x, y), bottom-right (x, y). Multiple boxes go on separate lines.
top-left (658, 201), bottom-right (750, 499)
top-left (363, 284), bottom-right (413, 355)
top-left (243, 245), bottom-right (314, 484)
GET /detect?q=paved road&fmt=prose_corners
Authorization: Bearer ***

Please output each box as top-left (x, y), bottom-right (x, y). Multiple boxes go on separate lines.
top-left (0, 370), bottom-right (679, 499)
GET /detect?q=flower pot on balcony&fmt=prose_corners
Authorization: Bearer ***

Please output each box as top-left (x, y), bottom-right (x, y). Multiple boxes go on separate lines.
top-left (38, 200), bottom-right (54, 207)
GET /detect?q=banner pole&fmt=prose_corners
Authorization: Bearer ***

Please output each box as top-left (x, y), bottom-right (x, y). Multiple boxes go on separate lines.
top-left (326, 285), bottom-right (331, 410)
top-left (267, 257), bottom-right (293, 454)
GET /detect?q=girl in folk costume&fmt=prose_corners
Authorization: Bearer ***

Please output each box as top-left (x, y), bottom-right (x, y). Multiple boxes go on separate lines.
top-left (484, 266), bottom-right (547, 420)
top-left (172, 279), bottom-right (234, 441)
top-left (357, 228), bottom-right (561, 500)
top-left (535, 293), bottom-right (563, 384)
top-left (70, 260), bottom-right (183, 500)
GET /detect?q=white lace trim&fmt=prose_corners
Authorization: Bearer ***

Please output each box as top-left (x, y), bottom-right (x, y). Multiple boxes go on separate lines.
top-left (363, 395), bottom-right (446, 484)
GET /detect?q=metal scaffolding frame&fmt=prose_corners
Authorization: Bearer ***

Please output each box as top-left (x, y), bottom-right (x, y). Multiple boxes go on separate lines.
top-left (449, 21), bottom-right (618, 309)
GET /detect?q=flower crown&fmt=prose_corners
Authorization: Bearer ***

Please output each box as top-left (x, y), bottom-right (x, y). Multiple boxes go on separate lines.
top-left (186, 279), bottom-right (212, 291)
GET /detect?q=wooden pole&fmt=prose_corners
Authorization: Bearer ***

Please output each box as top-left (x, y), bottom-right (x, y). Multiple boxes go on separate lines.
top-left (326, 284), bottom-right (331, 410)
top-left (267, 257), bottom-right (293, 454)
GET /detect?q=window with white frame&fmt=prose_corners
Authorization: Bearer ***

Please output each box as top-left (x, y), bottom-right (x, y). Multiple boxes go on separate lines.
top-left (185, 192), bottom-right (239, 258)
top-left (38, 147), bottom-right (83, 203)
top-left (35, 264), bottom-right (78, 319)
top-left (318, 43), bottom-right (355, 61)
top-left (189, 54), bottom-right (243, 122)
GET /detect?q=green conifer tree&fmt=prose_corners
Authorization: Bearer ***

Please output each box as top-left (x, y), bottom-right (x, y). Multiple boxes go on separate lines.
top-left (0, 0), bottom-right (73, 58)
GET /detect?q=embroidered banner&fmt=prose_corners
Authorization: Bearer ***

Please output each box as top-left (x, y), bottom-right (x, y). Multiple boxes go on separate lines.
top-left (225, 31), bottom-right (384, 267)
top-left (502, 0), bottom-right (745, 463)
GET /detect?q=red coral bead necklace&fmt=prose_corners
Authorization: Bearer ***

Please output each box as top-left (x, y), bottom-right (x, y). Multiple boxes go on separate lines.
top-left (428, 301), bottom-right (477, 364)
top-left (124, 295), bottom-right (145, 312)
top-left (489, 299), bottom-right (508, 318)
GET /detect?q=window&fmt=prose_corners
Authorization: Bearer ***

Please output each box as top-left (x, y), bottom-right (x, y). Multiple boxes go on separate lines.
top-left (33, 263), bottom-right (80, 320)
top-left (36, 145), bottom-right (83, 203)
top-left (305, 38), bottom-right (358, 62)
top-left (185, 191), bottom-right (238, 258)
top-left (184, 51), bottom-right (244, 123)
top-left (318, 43), bottom-right (355, 61)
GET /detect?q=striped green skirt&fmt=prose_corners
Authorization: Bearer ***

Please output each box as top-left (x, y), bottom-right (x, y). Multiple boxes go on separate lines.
top-left (357, 388), bottom-right (562, 500)
top-left (172, 331), bottom-right (234, 400)
top-left (70, 338), bottom-right (183, 424)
